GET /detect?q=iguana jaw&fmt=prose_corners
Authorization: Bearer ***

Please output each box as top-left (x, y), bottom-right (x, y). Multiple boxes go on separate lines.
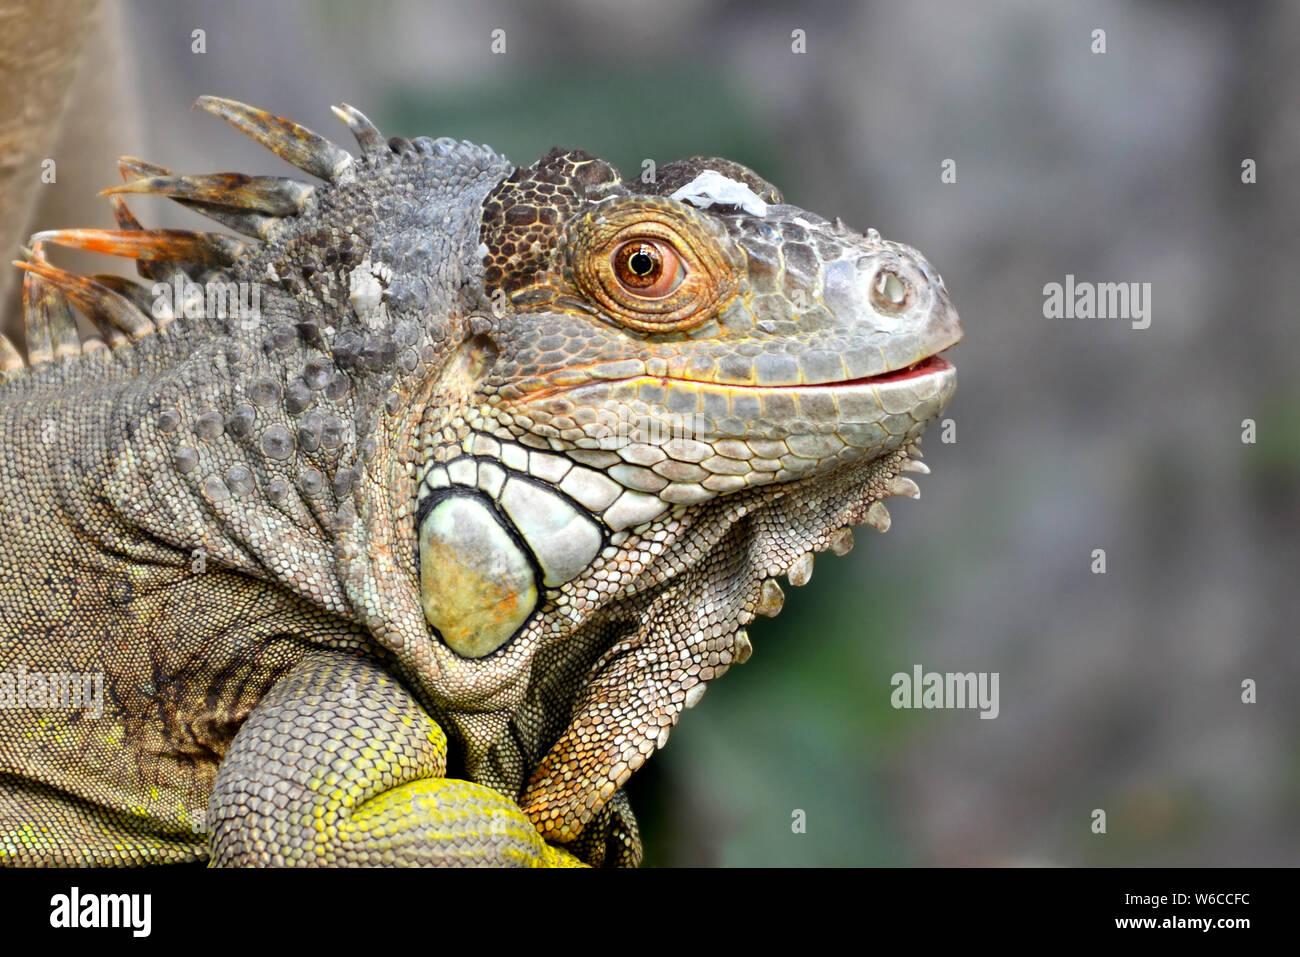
top-left (500, 344), bottom-right (956, 496)
top-left (502, 337), bottom-right (958, 842)
top-left (517, 440), bottom-right (934, 843)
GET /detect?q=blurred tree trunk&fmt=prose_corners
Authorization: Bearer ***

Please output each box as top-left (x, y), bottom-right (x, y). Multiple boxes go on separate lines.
top-left (0, 0), bottom-right (139, 346)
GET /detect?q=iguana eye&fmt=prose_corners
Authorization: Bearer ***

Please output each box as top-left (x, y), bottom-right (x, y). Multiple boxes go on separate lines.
top-left (611, 240), bottom-right (682, 297)
top-left (569, 201), bottom-right (739, 333)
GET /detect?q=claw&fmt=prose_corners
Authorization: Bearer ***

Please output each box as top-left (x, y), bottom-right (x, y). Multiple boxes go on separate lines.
top-left (104, 173), bottom-right (313, 216)
top-left (756, 578), bottom-right (785, 617)
top-left (29, 228), bottom-right (250, 266)
top-left (865, 500), bottom-right (891, 533)
top-left (14, 260), bottom-right (154, 343)
top-left (732, 629), bottom-right (753, 665)
top-left (829, 527), bottom-right (854, 556)
top-left (195, 95), bottom-right (354, 182)
top-left (331, 103), bottom-right (387, 158)
top-left (888, 476), bottom-right (921, 500)
top-left (22, 246), bottom-right (81, 362)
top-left (92, 274), bottom-right (174, 330)
top-left (683, 682), bottom-right (707, 710)
top-left (107, 196), bottom-right (187, 285)
top-left (0, 333), bottom-right (23, 373)
top-left (786, 552), bottom-right (814, 587)
top-left (118, 156), bottom-right (170, 181)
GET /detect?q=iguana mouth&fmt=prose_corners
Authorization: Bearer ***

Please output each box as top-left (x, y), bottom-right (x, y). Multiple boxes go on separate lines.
top-left (842, 353), bottom-right (951, 385)
top-left (649, 352), bottom-right (955, 391)
top-left (504, 351), bottom-right (955, 406)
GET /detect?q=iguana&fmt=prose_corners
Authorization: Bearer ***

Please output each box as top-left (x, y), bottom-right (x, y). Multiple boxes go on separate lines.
top-left (0, 97), bottom-right (960, 867)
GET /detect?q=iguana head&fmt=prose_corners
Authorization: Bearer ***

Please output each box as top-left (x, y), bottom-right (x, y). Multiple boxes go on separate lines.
top-left (462, 149), bottom-right (959, 840)
top-left (18, 99), bottom-right (959, 852)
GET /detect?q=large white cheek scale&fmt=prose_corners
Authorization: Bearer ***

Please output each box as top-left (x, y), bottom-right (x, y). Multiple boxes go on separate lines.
top-left (418, 493), bottom-right (538, 659)
top-left (497, 478), bottom-right (603, 587)
top-left (416, 471), bottom-right (605, 659)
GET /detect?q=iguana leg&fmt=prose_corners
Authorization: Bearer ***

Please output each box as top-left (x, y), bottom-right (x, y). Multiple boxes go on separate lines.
top-left (566, 789), bottom-right (642, 867)
top-left (207, 650), bottom-right (580, 867)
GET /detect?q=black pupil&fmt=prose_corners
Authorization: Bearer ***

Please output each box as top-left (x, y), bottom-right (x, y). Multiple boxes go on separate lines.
top-left (629, 250), bottom-right (655, 276)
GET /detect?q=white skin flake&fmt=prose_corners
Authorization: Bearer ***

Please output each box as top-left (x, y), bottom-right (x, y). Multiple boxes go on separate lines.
top-left (669, 170), bottom-right (768, 217)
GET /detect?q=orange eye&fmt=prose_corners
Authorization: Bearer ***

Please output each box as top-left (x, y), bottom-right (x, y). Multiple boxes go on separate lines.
top-left (569, 200), bottom-right (739, 333)
top-left (611, 240), bottom-right (682, 298)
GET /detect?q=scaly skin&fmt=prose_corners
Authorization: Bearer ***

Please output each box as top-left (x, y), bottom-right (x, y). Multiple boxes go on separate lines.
top-left (0, 98), bottom-right (960, 866)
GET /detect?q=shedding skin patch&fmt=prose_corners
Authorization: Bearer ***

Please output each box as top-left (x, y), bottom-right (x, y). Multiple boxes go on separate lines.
top-left (669, 170), bottom-right (769, 217)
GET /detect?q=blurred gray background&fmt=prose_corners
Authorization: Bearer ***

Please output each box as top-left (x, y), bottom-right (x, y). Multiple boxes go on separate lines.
top-left (2, 0), bottom-right (1295, 865)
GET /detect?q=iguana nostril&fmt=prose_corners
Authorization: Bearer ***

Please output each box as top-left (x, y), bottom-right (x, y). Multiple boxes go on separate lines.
top-left (870, 269), bottom-right (908, 312)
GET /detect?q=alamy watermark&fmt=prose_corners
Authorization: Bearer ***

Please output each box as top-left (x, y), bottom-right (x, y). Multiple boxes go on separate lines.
top-left (1042, 274), bottom-right (1151, 330)
top-left (0, 665), bottom-right (104, 719)
top-left (592, 407), bottom-right (707, 451)
top-left (151, 274), bottom-right (262, 329)
top-left (50, 887), bottom-right (150, 937)
top-left (891, 664), bottom-right (999, 719)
